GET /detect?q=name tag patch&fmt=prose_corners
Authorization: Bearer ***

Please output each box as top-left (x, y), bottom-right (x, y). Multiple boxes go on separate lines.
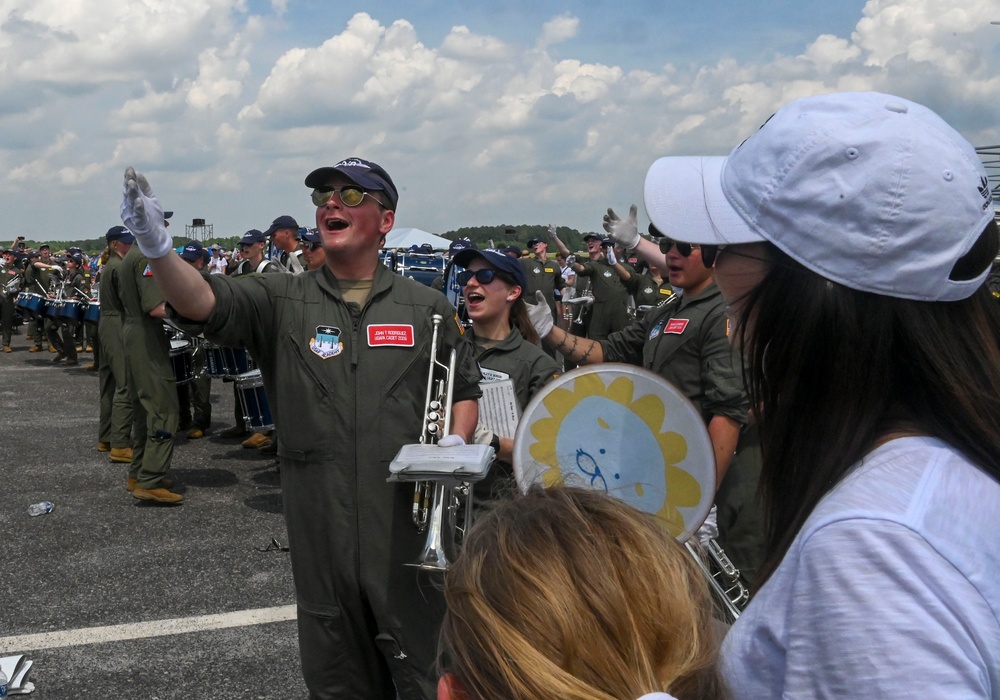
top-left (665, 319), bottom-right (689, 334)
top-left (368, 324), bottom-right (415, 347)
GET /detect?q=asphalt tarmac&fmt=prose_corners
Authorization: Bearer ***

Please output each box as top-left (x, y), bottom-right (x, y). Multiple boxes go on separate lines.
top-left (0, 327), bottom-right (308, 699)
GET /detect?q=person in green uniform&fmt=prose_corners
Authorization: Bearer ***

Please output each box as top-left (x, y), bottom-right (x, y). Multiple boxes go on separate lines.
top-left (96, 226), bottom-right (135, 464)
top-left (1, 249), bottom-right (22, 352)
top-left (452, 247), bottom-right (560, 500)
top-left (51, 253), bottom-right (90, 366)
top-left (116, 243), bottom-right (180, 503)
top-left (549, 231), bottom-right (630, 341)
top-left (119, 158), bottom-right (481, 699)
top-left (175, 241), bottom-right (212, 439)
top-left (518, 237), bottom-right (565, 323)
top-left (601, 205), bottom-right (765, 591)
top-left (223, 229), bottom-right (281, 450)
top-left (529, 241), bottom-right (746, 483)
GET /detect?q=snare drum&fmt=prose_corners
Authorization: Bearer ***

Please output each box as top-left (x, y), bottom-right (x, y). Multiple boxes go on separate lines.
top-left (17, 292), bottom-right (47, 316)
top-left (55, 299), bottom-right (85, 322)
top-left (205, 344), bottom-right (255, 378)
top-left (169, 338), bottom-right (195, 385)
top-left (83, 299), bottom-right (100, 324)
top-left (235, 370), bottom-right (273, 431)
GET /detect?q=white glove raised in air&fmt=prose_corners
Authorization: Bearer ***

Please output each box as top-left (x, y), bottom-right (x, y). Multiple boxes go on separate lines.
top-left (437, 434), bottom-right (466, 448)
top-left (602, 204), bottom-right (640, 250)
top-left (547, 223), bottom-right (558, 240)
top-left (120, 167), bottom-right (174, 259)
top-left (565, 254), bottom-right (576, 265)
top-left (527, 290), bottom-right (554, 339)
top-left (605, 246), bottom-right (618, 266)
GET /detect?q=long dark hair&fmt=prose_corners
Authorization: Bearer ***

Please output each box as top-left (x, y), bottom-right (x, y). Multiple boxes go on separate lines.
top-left (735, 222), bottom-right (1000, 584)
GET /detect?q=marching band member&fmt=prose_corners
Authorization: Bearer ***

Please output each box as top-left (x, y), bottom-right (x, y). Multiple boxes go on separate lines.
top-left (119, 157), bottom-right (481, 699)
top-left (451, 247), bottom-right (559, 494)
top-left (1, 248), bottom-right (22, 352)
top-left (298, 228), bottom-right (326, 271)
top-left (265, 215), bottom-right (305, 273)
top-left (96, 226), bottom-right (136, 464)
top-left (51, 252), bottom-right (90, 366)
top-left (116, 236), bottom-right (180, 502)
top-left (175, 241), bottom-right (212, 440)
top-left (647, 91), bottom-right (1000, 698)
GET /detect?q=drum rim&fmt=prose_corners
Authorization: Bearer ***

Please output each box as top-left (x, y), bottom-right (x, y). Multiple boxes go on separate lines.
top-left (512, 363), bottom-right (716, 542)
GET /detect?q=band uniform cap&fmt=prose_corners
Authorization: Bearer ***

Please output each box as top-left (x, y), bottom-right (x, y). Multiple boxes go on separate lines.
top-left (448, 238), bottom-right (475, 255)
top-left (180, 240), bottom-right (209, 263)
top-left (105, 225), bottom-right (135, 244)
top-left (453, 248), bottom-right (529, 290)
top-left (304, 157), bottom-right (399, 210)
top-left (643, 91), bottom-right (995, 302)
top-left (298, 227), bottom-right (321, 245)
top-left (239, 229), bottom-right (266, 245)
top-left (265, 215), bottom-right (299, 237)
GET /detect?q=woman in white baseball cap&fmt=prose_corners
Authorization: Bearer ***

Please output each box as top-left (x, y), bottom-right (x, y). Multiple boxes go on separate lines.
top-left (644, 92), bottom-right (1000, 698)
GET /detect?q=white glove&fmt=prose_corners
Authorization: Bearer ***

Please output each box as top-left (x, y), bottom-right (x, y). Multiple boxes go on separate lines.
top-left (602, 205), bottom-right (640, 250)
top-left (120, 167), bottom-right (174, 259)
top-left (437, 434), bottom-right (466, 448)
top-left (605, 247), bottom-right (618, 266)
top-left (547, 223), bottom-right (558, 240)
top-left (527, 290), bottom-right (554, 339)
top-left (566, 254), bottom-right (576, 265)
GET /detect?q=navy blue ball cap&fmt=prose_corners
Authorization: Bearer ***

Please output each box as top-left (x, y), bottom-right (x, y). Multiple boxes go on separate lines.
top-left (448, 237), bottom-right (475, 255)
top-left (179, 240), bottom-right (209, 263)
top-left (298, 227), bottom-right (321, 245)
top-left (239, 229), bottom-right (266, 245)
top-left (265, 214), bottom-right (299, 237)
top-left (106, 225), bottom-right (135, 244)
top-left (304, 157), bottom-right (398, 210)
top-left (452, 248), bottom-right (528, 290)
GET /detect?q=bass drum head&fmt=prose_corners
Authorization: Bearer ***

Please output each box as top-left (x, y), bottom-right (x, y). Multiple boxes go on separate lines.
top-left (513, 363), bottom-right (715, 542)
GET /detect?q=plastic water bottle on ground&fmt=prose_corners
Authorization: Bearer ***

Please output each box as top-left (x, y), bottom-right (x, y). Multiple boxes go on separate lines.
top-left (28, 501), bottom-right (54, 517)
top-left (0, 666), bottom-right (8, 696)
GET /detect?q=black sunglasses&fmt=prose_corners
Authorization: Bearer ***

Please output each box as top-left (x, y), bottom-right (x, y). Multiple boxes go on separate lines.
top-left (457, 268), bottom-right (499, 286)
top-left (658, 238), bottom-right (697, 258)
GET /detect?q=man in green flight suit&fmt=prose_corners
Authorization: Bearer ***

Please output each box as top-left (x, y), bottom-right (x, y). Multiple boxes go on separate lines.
top-left (96, 226), bottom-right (135, 464)
top-left (116, 240), bottom-right (180, 502)
top-left (119, 158), bottom-right (481, 699)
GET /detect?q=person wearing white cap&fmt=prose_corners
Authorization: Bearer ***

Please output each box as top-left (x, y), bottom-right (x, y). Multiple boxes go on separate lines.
top-left (644, 92), bottom-right (1000, 698)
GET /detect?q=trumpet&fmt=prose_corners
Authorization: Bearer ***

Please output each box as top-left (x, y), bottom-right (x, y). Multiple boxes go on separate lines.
top-left (409, 314), bottom-right (465, 572)
top-left (684, 538), bottom-right (750, 623)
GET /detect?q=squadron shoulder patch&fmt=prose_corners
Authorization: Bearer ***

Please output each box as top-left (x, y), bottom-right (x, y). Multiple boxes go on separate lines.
top-left (310, 325), bottom-right (344, 359)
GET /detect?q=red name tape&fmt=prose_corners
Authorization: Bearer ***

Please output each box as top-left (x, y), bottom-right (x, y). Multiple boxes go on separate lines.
top-left (367, 324), bottom-right (415, 347)
top-left (664, 319), bottom-right (689, 334)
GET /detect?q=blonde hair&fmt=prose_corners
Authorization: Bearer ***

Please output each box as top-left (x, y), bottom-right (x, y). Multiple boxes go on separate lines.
top-left (439, 487), bottom-right (727, 700)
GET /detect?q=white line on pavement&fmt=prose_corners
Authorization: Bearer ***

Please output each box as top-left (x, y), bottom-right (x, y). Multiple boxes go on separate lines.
top-left (0, 605), bottom-right (297, 653)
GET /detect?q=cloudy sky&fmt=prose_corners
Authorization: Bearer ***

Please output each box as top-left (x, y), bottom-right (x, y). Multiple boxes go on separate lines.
top-left (3, 0), bottom-right (999, 242)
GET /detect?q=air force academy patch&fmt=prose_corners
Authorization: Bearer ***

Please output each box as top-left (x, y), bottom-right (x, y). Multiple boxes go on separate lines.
top-left (310, 325), bottom-right (344, 359)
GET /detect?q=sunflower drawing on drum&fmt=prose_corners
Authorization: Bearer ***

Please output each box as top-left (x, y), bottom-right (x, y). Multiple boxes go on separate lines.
top-left (514, 364), bottom-right (715, 540)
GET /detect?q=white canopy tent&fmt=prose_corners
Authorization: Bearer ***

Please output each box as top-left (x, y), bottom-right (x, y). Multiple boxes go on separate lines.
top-left (383, 227), bottom-right (451, 250)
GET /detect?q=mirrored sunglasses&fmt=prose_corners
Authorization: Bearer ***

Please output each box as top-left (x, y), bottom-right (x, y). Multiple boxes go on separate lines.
top-left (311, 185), bottom-right (374, 208)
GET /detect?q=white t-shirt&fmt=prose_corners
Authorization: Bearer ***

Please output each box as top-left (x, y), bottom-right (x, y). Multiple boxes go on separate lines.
top-left (722, 436), bottom-right (1000, 699)
top-left (208, 255), bottom-right (227, 275)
